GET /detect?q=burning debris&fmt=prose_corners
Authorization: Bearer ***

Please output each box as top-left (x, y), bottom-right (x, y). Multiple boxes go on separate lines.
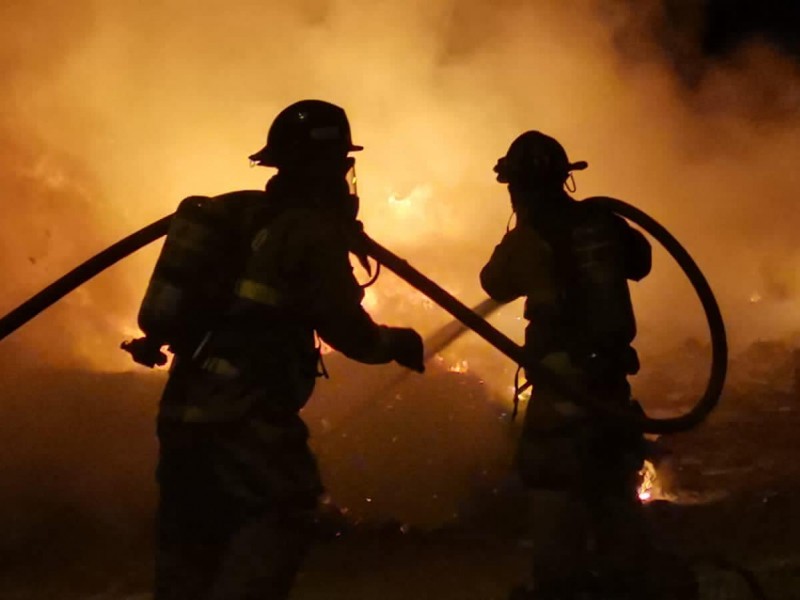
top-left (638, 460), bottom-right (658, 502)
top-left (637, 459), bottom-right (677, 504)
top-left (448, 359), bottom-right (470, 374)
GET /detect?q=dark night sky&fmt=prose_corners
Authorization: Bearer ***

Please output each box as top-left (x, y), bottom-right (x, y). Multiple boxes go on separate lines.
top-left (680, 0), bottom-right (799, 57)
top-left (703, 0), bottom-right (800, 56)
top-left (623, 0), bottom-right (800, 92)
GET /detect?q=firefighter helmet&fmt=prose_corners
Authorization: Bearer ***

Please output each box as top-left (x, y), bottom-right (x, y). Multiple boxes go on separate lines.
top-left (249, 99), bottom-right (363, 168)
top-left (494, 131), bottom-right (588, 185)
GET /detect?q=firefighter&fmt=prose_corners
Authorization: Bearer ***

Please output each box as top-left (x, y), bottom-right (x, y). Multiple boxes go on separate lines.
top-left (481, 131), bottom-right (695, 599)
top-left (131, 99), bottom-right (424, 600)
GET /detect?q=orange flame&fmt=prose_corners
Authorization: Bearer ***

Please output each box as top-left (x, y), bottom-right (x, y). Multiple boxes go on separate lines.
top-left (448, 359), bottom-right (469, 374)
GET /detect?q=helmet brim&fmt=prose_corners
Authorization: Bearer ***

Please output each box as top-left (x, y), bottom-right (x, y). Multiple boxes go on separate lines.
top-left (494, 158), bottom-right (588, 184)
top-left (248, 146), bottom-right (275, 167)
top-left (568, 160), bottom-right (588, 171)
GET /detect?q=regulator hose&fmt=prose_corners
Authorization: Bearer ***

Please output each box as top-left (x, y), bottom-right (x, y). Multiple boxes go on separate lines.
top-left (0, 198), bottom-right (726, 434)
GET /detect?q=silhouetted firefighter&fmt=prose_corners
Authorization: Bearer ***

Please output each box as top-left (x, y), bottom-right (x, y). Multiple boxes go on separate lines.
top-left (125, 100), bottom-right (424, 600)
top-left (481, 132), bottom-right (696, 600)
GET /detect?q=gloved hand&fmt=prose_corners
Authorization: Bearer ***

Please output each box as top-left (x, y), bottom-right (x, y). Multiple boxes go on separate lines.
top-left (121, 336), bottom-right (168, 368)
top-left (348, 220), bottom-right (373, 275)
top-left (385, 327), bottom-right (425, 373)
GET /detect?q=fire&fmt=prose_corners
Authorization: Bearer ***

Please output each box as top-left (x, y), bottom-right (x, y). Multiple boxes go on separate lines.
top-left (376, 185), bottom-right (444, 244)
top-left (637, 460), bottom-right (657, 502)
top-left (387, 193), bottom-right (411, 207)
top-left (386, 185), bottom-right (433, 211)
top-left (637, 459), bottom-right (676, 503)
top-left (448, 359), bottom-right (469, 374)
top-left (4, 0), bottom-right (800, 386)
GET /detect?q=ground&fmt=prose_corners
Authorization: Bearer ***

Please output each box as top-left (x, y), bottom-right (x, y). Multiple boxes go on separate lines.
top-left (1, 347), bottom-right (799, 599)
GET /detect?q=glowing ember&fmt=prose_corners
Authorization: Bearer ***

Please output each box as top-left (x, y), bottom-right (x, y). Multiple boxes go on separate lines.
top-left (507, 384), bottom-right (532, 403)
top-left (448, 359), bottom-right (469, 374)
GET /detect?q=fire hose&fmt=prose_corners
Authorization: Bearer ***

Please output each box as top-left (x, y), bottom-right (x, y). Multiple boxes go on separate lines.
top-left (359, 196), bottom-right (728, 435)
top-left (0, 198), bottom-right (726, 434)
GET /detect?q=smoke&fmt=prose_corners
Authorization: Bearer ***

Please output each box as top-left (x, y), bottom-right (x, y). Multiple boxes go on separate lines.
top-left (2, 0), bottom-right (798, 372)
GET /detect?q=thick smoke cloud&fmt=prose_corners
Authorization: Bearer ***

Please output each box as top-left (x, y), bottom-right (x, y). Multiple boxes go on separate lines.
top-left (2, 0), bottom-right (798, 373)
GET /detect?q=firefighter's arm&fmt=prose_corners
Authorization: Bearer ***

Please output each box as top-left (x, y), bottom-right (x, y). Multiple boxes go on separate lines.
top-left (480, 225), bottom-right (552, 303)
top-left (480, 230), bottom-right (525, 302)
top-left (622, 222), bottom-right (652, 281)
top-left (288, 216), bottom-right (424, 371)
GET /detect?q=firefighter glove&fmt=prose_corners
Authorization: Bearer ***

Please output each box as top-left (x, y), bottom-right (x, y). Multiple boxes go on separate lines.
top-left (121, 336), bottom-right (168, 368)
top-left (386, 327), bottom-right (425, 373)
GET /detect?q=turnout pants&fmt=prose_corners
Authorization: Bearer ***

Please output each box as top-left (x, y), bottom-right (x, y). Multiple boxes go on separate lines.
top-left (516, 363), bottom-right (695, 599)
top-left (155, 414), bottom-right (322, 600)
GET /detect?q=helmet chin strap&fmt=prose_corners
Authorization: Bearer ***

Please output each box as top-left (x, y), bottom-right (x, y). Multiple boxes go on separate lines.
top-left (565, 173), bottom-right (577, 193)
top-left (345, 156), bottom-right (358, 197)
top-left (506, 209), bottom-right (516, 233)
